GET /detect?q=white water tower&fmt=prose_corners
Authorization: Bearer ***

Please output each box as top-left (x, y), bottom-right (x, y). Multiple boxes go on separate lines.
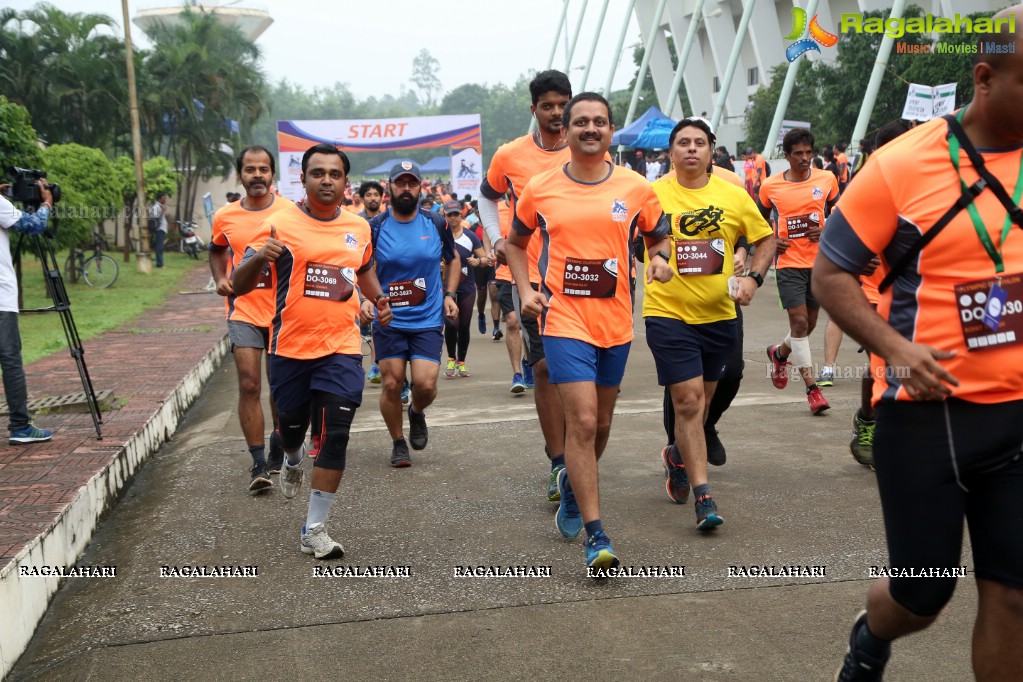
top-left (133, 0), bottom-right (273, 41)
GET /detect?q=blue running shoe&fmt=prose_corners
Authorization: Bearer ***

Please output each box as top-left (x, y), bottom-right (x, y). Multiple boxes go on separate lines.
top-left (695, 494), bottom-right (724, 531)
top-left (555, 468), bottom-right (582, 538)
top-left (9, 424), bottom-right (52, 444)
top-left (522, 362), bottom-right (535, 388)
top-left (510, 373), bottom-right (526, 394)
top-left (478, 312), bottom-right (486, 334)
top-left (547, 464), bottom-right (564, 502)
top-left (367, 364), bottom-right (381, 384)
top-left (661, 445), bottom-right (690, 504)
top-left (585, 531), bottom-right (621, 573)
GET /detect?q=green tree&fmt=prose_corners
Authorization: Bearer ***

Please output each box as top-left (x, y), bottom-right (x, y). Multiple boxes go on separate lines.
top-left (0, 95), bottom-right (43, 172)
top-left (39, 143), bottom-right (120, 250)
top-left (112, 155), bottom-right (181, 250)
top-left (140, 9), bottom-right (267, 220)
top-left (0, 4), bottom-right (128, 152)
top-left (410, 48), bottom-right (442, 109)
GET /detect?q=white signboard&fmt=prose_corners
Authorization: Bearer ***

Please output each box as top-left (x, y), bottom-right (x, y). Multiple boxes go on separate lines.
top-left (902, 83), bottom-right (957, 121)
top-left (777, 120), bottom-right (811, 146)
top-left (451, 148), bottom-right (483, 197)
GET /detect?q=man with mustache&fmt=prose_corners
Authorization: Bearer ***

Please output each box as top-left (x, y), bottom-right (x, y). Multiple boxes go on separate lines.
top-left (357, 181), bottom-right (384, 221)
top-left (232, 143), bottom-right (390, 560)
top-left (210, 145), bottom-right (292, 493)
top-left (369, 161), bottom-right (460, 467)
top-left (760, 128), bottom-right (840, 415)
top-left (508, 92), bottom-right (673, 572)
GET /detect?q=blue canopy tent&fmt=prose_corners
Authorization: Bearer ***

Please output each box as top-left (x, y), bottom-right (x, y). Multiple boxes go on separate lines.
top-left (630, 119), bottom-right (678, 150)
top-left (420, 156), bottom-right (451, 174)
top-left (363, 158), bottom-right (415, 175)
top-left (362, 156), bottom-right (451, 176)
top-left (611, 106), bottom-right (674, 147)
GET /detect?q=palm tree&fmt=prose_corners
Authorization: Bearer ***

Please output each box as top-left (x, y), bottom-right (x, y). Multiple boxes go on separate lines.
top-left (140, 9), bottom-right (267, 219)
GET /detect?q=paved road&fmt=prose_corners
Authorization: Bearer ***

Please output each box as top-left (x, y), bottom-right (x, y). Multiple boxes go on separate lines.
top-left (10, 280), bottom-right (977, 680)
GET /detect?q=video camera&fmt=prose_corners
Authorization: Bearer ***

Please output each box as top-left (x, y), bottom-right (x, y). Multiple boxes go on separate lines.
top-left (4, 166), bottom-right (61, 208)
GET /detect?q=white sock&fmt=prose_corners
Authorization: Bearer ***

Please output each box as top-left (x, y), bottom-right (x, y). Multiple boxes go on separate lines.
top-left (305, 489), bottom-right (335, 529)
top-left (284, 444), bottom-right (304, 467)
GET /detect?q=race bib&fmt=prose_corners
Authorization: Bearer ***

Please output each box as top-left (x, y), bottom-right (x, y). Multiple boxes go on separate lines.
top-left (954, 273), bottom-right (1023, 351)
top-left (388, 278), bottom-right (428, 307)
top-left (562, 257), bottom-right (617, 298)
top-left (675, 238), bottom-right (726, 275)
top-left (303, 262), bottom-right (355, 302)
top-left (785, 212), bottom-right (820, 240)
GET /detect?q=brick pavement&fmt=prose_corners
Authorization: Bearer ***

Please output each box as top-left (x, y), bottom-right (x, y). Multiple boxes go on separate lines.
top-left (0, 264), bottom-right (227, 568)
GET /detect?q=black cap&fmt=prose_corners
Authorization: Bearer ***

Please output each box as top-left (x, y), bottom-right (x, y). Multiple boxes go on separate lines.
top-left (389, 161), bottom-right (422, 183)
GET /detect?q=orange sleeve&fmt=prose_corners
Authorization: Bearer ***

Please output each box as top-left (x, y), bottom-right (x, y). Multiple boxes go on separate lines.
top-left (758, 179), bottom-right (774, 209)
top-left (828, 174), bottom-right (840, 201)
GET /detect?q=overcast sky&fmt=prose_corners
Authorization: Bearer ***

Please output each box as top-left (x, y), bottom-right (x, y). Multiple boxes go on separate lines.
top-left (10, 0), bottom-right (642, 101)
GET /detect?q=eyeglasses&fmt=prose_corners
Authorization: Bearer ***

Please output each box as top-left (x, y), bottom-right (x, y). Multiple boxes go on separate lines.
top-left (392, 179), bottom-right (420, 189)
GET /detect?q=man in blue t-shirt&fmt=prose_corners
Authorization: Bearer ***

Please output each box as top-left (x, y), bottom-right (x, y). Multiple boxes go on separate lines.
top-left (370, 162), bottom-right (459, 467)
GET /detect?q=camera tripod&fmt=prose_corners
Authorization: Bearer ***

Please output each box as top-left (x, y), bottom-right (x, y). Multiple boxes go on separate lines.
top-left (14, 223), bottom-right (103, 439)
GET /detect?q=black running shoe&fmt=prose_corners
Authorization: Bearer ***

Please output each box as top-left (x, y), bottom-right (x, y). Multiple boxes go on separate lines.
top-left (267, 430), bottom-right (284, 474)
top-left (835, 611), bottom-right (889, 681)
top-left (408, 404), bottom-right (428, 450)
top-left (390, 438), bottom-right (412, 467)
top-left (248, 464), bottom-right (272, 493)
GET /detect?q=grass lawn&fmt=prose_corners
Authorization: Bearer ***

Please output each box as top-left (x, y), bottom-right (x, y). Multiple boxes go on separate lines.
top-left (17, 246), bottom-right (206, 366)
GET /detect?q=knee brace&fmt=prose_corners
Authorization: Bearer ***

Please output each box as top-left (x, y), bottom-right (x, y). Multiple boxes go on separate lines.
top-left (276, 405), bottom-right (310, 450)
top-left (786, 334), bottom-right (812, 368)
top-left (312, 393), bottom-right (357, 471)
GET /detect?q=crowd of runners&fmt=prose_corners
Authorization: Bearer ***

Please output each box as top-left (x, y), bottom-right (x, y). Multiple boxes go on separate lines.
top-left (206, 10), bottom-right (1023, 677)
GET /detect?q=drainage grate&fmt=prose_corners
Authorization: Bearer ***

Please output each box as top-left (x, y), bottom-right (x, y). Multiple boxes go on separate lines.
top-left (0, 389), bottom-right (115, 416)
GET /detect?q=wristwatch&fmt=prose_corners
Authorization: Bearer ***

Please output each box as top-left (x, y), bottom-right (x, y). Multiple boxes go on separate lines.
top-left (444, 291), bottom-right (457, 300)
top-left (653, 250), bottom-right (671, 264)
top-left (374, 293), bottom-right (386, 303)
top-left (745, 271), bottom-right (764, 288)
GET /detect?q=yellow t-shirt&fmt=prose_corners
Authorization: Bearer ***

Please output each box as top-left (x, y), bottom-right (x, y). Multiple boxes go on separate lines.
top-left (644, 174), bottom-right (773, 324)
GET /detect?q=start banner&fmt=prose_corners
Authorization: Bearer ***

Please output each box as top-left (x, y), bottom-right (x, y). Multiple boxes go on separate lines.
top-left (277, 114), bottom-right (481, 202)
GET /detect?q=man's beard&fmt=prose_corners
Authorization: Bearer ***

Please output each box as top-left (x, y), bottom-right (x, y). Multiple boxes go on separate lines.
top-left (365, 200), bottom-right (380, 212)
top-left (392, 193), bottom-right (418, 214)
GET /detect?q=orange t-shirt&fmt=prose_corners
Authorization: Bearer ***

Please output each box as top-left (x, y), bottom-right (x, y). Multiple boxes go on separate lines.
top-left (712, 165), bottom-right (745, 188)
top-left (482, 134), bottom-right (573, 286)
top-left (836, 151), bottom-right (850, 184)
top-left (513, 162), bottom-right (669, 348)
top-left (819, 115), bottom-right (1023, 404)
top-left (494, 201), bottom-right (514, 283)
top-left (211, 195), bottom-right (293, 327)
top-left (759, 168), bottom-right (839, 269)
top-left (752, 154), bottom-right (767, 186)
top-left (243, 203), bottom-right (373, 360)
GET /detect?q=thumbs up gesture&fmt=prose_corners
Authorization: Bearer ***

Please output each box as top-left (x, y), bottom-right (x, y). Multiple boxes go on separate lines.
top-left (259, 224), bottom-right (284, 263)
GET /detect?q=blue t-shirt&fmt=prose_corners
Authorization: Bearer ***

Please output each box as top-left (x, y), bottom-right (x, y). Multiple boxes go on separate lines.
top-left (452, 229), bottom-right (483, 295)
top-left (374, 210), bottom-right (456, 330)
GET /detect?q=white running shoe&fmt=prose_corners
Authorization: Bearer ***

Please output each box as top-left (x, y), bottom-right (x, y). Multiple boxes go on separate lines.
top-left (301, 523), bottom-right (345, 559)
top-left (281, 446), bottom-right (305, 499)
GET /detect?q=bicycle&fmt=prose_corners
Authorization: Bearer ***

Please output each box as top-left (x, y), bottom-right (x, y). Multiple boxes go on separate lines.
top-left (64, 232), bottom-right (119, 288)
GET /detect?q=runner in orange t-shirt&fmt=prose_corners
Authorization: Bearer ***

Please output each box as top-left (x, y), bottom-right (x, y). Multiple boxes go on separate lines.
top-left (232, 144), bottom-right (391, 561)
top-left (817, 13), bottom-right (1023, 675)
top-left (835, 141), bottom-right (850, 191)
top-left (508, 93), bottom-right (673, 574)
top-left (209, 145), bottom-right (292, 492)
top-left (479, 69), bottom-right (574, 501)
top-left (759, 127), bottom-right (840, 415)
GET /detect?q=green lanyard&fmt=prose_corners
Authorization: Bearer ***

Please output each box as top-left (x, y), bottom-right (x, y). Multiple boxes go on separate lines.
top-left (948, 107), bottom-right (1023, 274)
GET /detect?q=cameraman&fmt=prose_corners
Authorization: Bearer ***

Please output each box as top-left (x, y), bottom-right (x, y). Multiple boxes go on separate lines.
top-left (0, 179), bottom-right (54, 444)
top-left (149, 192), bottom-right (168, 268)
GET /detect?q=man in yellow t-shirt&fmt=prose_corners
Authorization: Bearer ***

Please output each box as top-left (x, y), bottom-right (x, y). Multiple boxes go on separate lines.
top-left (644, 118), bottom-right (774, 532)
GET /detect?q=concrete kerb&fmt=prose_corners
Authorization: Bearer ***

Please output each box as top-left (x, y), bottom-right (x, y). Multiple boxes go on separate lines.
top-left (0, 334), bottom-right (230, 679)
